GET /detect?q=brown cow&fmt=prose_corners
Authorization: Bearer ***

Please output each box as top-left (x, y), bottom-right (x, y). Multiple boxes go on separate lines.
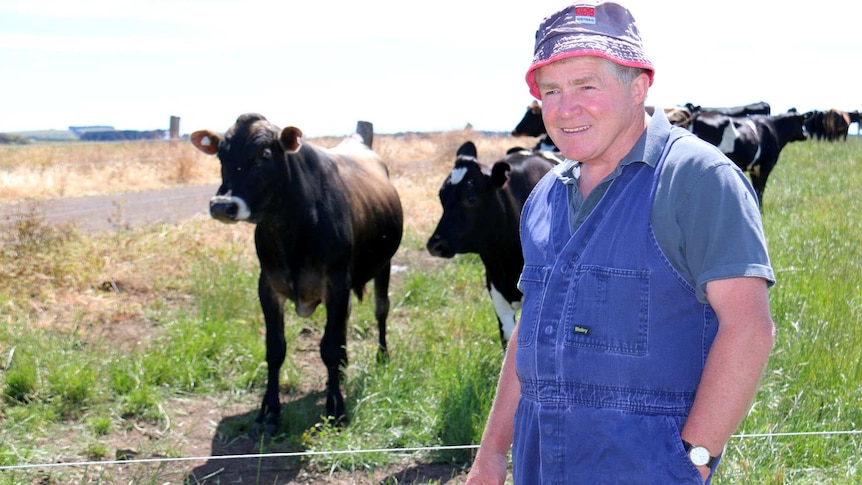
top-left (823, 109), bottom-right (850, 141)
top-left (191, 114), bottom-right (403, 434)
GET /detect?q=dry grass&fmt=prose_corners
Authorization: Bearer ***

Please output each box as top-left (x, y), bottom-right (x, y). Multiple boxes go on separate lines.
top-left (0, 129), bottom-right (538, 339)
top-left (375, 128), bottom-right (529, 235)
top-left (0, 129), bottom-right (539, 234)
top-left (0, 140), bottom-right (216, 200)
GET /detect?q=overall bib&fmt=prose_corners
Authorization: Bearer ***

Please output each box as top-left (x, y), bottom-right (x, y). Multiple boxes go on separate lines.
top-left (514, 132), bottom-right (720, 484)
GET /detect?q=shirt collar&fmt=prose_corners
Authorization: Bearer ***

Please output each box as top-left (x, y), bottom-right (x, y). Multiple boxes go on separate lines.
top-left (553, 111), bottom-right (673, 185)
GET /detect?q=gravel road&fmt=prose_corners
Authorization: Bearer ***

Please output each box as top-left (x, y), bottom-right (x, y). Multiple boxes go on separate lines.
top-left (1, 184), bottom-right (219, 234)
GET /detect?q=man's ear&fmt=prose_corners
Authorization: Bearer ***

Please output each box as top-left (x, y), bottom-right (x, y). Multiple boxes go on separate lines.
top-left (631, 72), bottom-right (650, 105)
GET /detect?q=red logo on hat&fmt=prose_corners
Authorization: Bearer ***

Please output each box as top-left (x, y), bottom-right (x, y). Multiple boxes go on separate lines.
top-left (574, 6), bottom-right (596, 24)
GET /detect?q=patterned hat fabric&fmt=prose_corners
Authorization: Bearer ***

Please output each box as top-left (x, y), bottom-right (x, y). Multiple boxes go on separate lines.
top-left (526, 1), bottom-right (654, 99)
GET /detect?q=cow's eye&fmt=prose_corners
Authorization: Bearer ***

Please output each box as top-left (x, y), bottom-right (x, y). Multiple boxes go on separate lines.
top-left (253, 148), bottom-right (272, 167)
top-left (464, 195), bottom-right (479, 208)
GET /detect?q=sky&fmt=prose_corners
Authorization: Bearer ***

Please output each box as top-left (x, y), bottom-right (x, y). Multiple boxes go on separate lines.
top-left (1, 0), bottom-right (859, 137)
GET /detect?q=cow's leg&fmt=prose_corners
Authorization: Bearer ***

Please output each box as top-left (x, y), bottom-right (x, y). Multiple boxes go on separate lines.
top-left (373, 262), bottom-right (391, 363)
top-left (749, 172), bottom-right (767, 210)
top-left (493, 313), bottom-right (507, 351)
top-left (489, 284), bottom-right (517, 351)
top-left (256, 272), bottom-right (286, 437)
top-left (321, 278), bottom-right (350, 424)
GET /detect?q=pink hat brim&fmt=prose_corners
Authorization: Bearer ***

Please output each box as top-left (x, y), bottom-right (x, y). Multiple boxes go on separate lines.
top-left (526, 50), bottom-right (655, 99)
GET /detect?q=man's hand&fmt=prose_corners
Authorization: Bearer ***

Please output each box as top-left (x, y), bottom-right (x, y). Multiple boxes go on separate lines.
top-left (697, 465), bottom-right (710, 483)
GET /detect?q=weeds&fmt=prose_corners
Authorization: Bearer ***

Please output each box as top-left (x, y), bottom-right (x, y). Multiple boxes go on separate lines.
top-left (0, 135), bottom-right (860, 484)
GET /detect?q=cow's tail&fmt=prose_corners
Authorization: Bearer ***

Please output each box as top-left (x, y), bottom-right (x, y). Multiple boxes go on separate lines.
top-left (356, 121), bottom-right (374, 148)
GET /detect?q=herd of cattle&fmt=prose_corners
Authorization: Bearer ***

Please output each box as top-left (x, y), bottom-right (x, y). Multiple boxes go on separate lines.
top-left (514, 100), bottom-right (859, 207)
top-left (190, 101), bottom-right (858, 430)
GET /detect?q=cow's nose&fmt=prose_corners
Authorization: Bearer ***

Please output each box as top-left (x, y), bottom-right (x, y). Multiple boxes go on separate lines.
top-left (210, 198), bottom-right (240, 223)
top-left (209, 194), bottom-right (252, 223)
top-left (426, 236), bottom-right (449, 258)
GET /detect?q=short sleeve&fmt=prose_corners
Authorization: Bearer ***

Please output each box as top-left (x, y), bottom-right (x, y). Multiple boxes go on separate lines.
top-left (652, 135), bottom-right (775, 304)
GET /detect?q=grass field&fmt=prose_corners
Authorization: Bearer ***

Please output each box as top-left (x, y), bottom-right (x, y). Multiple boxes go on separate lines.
top-left (1, 134), bottom-right (860, 484)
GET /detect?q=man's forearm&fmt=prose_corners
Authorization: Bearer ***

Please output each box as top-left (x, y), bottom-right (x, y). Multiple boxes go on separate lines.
top-left (681, 317), bottom-right (775, 455)
top-left (682, 278), bottom-right (776, 461)
top-left (477, 326), bottom-right (521, 453)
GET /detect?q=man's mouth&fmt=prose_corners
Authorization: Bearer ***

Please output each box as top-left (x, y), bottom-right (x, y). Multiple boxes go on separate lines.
top-left (561, 126), bottom-right (590, 134)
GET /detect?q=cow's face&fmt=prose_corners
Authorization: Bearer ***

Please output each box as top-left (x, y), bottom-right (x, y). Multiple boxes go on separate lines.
top-left (787, 113), bottom-right (808, 142)
top-left (191, 113), bottom-right (302, 224)
top-left (427, 142), bottom-right (508, 257)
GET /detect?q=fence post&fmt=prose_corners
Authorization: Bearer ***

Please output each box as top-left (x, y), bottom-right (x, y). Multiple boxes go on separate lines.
top-left (170, 116), bottom-right (181, 140)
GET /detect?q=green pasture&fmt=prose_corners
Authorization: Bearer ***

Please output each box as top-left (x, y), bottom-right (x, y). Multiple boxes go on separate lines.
top-left (1, 139), bottom-right (861, 484)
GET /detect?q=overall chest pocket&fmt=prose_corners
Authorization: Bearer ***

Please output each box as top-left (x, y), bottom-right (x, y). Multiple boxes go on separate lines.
top-left (564, 265), bottom-right (650, 355)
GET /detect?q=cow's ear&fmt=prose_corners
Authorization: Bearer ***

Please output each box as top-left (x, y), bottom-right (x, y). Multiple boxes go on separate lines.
top-left (280, 126), bottom-right (303, 153)
top-left (491, 161), bottom-right (511, 188)
top-left (190, 130), bottom-right (221, 155)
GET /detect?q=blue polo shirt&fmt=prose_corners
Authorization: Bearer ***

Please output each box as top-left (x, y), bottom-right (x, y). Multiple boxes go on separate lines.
top-left (551, 111), bottom-right (775, 303)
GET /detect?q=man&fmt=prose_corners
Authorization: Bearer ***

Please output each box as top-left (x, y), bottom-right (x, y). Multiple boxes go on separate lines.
top-left (465, 2), bottom-right (776, 484)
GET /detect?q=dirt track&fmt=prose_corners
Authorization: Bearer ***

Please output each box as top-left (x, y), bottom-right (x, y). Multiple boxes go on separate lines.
top-left (0, 184), bottom-right (219, 234)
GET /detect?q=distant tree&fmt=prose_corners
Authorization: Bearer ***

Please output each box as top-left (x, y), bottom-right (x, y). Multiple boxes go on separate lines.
top-left (0, 133), bottom-right (30, 145)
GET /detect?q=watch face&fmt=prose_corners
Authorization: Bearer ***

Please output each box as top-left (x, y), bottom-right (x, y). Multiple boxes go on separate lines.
top-left (689, 446), bottom-right (711, 466)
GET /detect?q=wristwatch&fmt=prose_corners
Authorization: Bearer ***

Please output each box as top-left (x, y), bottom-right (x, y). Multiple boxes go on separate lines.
top-left (683, 440), bottom-right (716, 467)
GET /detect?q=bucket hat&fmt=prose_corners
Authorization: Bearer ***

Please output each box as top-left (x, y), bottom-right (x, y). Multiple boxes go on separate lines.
top-left (526, 1), bottom-right (654, 99)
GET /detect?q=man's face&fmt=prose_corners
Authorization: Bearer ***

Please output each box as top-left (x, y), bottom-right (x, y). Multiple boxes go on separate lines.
top-left (535, 56), bottom-right (647, 167)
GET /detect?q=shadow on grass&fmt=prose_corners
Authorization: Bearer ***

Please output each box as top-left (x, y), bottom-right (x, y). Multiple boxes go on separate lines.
top-left (185, 391), bottom-right (322, 485)
top-left (184, 389), bottom-right (473, 484)
top-left (374, 463), bottom-right (472, 484)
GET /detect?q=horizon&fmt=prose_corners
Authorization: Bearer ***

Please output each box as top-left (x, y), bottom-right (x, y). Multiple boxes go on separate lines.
top-left (1, 0), bottom-right (859, 137)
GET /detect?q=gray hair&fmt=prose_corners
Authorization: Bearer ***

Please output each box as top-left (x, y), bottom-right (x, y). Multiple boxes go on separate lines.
top-left (603, 58), bottom-right (650, 86)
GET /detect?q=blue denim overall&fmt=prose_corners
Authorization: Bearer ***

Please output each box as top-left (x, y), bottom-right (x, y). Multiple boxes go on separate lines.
top-left (514, 132), bottom-right (720, 484)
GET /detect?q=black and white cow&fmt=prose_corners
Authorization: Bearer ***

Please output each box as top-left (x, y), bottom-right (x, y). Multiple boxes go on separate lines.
top-left (684, 111), bottom-right (807, 208)
top-left (683, 101), bottom-right (772, 117)
top-left (849, 110), bottom-right (861, 136)
top-left (511, 101), bottom-right (559, 153)
top-left (426, 142), bottom-right (556, 349)
top-left (191, 114), bottom-right (403, 434)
